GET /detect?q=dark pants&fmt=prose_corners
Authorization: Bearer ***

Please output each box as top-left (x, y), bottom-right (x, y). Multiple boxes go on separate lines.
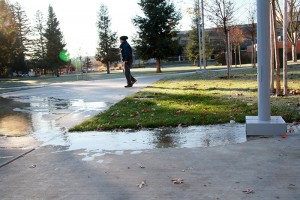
top-left (124, 59), bottom-right (136, 85)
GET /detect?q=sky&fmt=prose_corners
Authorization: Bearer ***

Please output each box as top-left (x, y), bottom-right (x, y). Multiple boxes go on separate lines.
top-left (8, 0), bottom-right (254, 58)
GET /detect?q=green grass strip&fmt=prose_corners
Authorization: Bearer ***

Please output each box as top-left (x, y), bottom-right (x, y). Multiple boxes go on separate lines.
top-left (70, 66), bottom-right (300, 131)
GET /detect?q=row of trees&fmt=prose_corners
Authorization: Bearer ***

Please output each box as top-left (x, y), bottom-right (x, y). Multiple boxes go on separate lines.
top-left (186, 0), bottom-right (299, 96)
top-left (186, 0), bottom-right (257, 78)
top-left (96, 0), bottom-right (182, 74)
top-left (1, 0), bottom-right (182, 77)
top-left (0, 0), bottom-right (67, 77)
top-left (96, 0), bottom-right (258, 76)
top-left (1, 0), bottom-right (299, 97)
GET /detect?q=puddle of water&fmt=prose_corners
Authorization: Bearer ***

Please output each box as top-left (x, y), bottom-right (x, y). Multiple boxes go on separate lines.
top-left (0, 97), bottom-right (32, 137)
top-left (0, 96), bottom-right (247, 161)
top-left (0, 96), bottom-right (109, 138)
top-left (43, 123), bottom-right (246, 161)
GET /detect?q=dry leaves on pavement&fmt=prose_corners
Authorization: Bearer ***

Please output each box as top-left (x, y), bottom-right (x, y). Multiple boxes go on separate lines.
top-left (242, 188), bottom-right (255, 194)
top-left (137, 180), bottom-right (146, 189)
top-left (171, 178), bottom-right (184, 184)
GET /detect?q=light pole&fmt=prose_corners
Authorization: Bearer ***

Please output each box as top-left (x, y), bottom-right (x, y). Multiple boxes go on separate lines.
top-left (246, 0), bottom-right (286, 136)
top-left (283, 0), bottom-right (288, 95)
top-left (197, 0), bottom-right (202, 69)
top-left (201, 0), bottom-right (206, 69)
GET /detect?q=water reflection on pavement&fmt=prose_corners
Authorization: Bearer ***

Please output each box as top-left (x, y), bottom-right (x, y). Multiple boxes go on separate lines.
top-left (0, 96), bottom-right (247, 160)
top-left (53, 124), bottom-right (246, 161)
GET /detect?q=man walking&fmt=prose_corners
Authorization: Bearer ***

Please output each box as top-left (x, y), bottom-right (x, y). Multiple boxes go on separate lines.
top-left (119, 36), bottom-right (137, 88)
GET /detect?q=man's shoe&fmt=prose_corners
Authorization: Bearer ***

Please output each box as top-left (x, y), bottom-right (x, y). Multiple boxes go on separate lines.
top-left (132, 79), bottom-right (137, 85)
top-left (124, 85), bottom-right (132, 88)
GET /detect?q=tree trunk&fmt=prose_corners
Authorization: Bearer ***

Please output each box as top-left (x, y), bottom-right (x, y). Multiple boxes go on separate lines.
top-left (270, 6), bottom-right (275, 93)
top-left (106, 61), bottom-right (110, 74)
top-left (283, 0), bottom-right (288, 96)
top-left (234, 45), bottom-right (237, 67)
top-left (253, 42), bottom-right (256, 68)
top-left (156, 58), bottom-right (162, 73)
top-left (272, 0), bottom-right (281, 96)
top-left (292, 32), bottom-right (297, 62)
top-left (251, 41), bottom-right (255, 68)
top-left (292, 43), bottom-right (297, 62)
top-left (238, 45), bottom-right (241, 67)
top-left (225, 31), bottom-right (231, 79)
top-left (230, 43), bottom-right (233, 66)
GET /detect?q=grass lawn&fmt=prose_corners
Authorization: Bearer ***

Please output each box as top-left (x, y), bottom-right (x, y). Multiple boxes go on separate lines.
top-left (70, 65), bottom-right (300, 132)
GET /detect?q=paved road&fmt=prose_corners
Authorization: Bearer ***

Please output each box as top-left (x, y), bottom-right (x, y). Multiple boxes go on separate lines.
top-left (0, 73), bottom-right (300, 200)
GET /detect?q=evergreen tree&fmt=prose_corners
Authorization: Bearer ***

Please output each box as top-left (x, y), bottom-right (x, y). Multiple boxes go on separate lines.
top-left (0, 0), bottom-right (17, 76)
top-left (44, 5), bottom-right (66, 76)
top-left (31, 10), bottom-right (47, 73)
top-left (186, 27), bottom-right (199, 65)
top-left (11, 2), bottom-right (32, 73)
top-left (95, 4), bottom-right (118, 74)
top-left (186, 29), bottom-right (213, 66)
top-left (133, 0), bottom-right (181, 73)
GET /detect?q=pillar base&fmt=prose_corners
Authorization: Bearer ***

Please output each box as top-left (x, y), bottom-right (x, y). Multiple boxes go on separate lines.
top-left (246, 116), bottom-right (286, 136)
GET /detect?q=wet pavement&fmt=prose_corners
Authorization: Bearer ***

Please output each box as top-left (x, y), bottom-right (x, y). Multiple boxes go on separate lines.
top-left (0, 74), bottom-right (300, 199)
top-left (0, 75), bottom-right (246, 154)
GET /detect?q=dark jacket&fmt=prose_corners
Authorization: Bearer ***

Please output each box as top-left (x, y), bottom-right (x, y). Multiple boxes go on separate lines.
top-left (120, 41), bottom-right (132, 62)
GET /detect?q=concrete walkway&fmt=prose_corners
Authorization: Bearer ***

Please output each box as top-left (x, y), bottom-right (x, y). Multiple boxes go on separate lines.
top-left (0, 74), bottom-right (300, 200)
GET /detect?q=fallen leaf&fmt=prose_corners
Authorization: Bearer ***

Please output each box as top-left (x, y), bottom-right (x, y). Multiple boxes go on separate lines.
top-left (171, 178), bottom-right (184, 184)
top-left (130, 111), bottom-right (139, 117)
top-left (137, 180), bottom-right (146, 189)
top-left (29, 164), bottom-right (36, 168)
top-left (287, 127), bottom-right (295, 133)
top-left (243, 189), bottom-right (254, 194)
top-left (292, 121), bottom-right (299, 125)
top-left (141, 109), bottom-right (150, 113)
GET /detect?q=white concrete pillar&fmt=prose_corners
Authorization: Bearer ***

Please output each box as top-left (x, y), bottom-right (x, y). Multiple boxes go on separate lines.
top-left (257, 0), bottom-right (271, 121)
top-left (246, 0), bottom-right (286, 136)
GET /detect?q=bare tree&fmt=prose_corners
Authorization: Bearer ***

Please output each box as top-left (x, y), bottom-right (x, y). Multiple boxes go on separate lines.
top-left (229, 26), bottom-right (244, 67)
top-left (276, 0), bottom-right (300, 63)
top-left (245, 7), bottom-right (257, 68)
top-left (207, 0), bottom-right (235, 79)
top-left (272, 0), bottom-right (282, 96)
top-left (270, 3), bottom-right (275, 93)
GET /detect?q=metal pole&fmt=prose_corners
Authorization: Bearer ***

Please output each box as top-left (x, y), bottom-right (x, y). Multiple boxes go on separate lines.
top-left (283, 0), bottom-right (288, 95)
top-left (201, 0), bottom-right (206, 69)
top-left (197, 0), bottom-right (202, 69)
top-left (257, 0), bottom-right (271, 121)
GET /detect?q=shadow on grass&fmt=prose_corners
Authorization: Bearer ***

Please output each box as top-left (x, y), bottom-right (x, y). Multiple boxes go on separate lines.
top-left (145, 85), bottom-right (258, 93)
top-left (70, 91), bottom-right (257, 131)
